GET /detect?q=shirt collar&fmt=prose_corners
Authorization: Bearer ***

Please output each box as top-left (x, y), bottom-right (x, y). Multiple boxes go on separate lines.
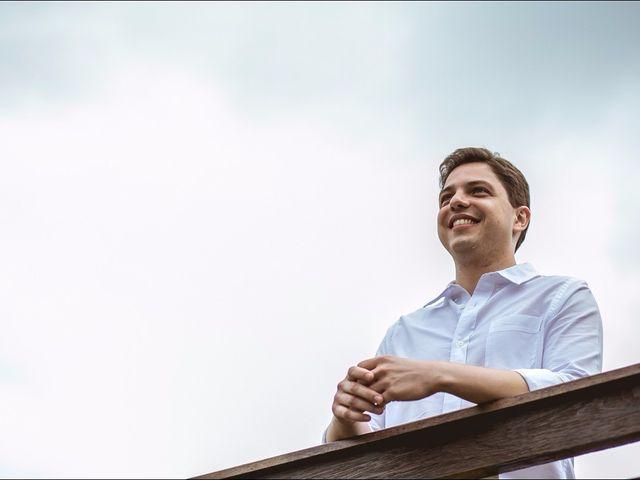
top-left (423, 282), bottom-right (466, 308)
top-left (423, 263), bottom-right (539, 307)
top-left (495, 262), bottom-right (540, 285)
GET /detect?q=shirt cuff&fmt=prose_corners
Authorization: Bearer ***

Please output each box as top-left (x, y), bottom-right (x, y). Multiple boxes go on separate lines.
top-left (514, 368), bottom-right (570, 391)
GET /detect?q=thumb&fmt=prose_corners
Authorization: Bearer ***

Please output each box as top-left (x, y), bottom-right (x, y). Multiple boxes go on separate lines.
top-left (357, 357), bottom-right (379, 370)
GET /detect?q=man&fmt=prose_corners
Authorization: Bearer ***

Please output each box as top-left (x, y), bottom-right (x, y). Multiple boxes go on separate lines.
top-left (324, 147), bottom-right (603, 479)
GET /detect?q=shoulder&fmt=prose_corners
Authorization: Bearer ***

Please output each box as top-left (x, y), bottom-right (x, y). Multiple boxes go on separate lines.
top-left (523, 274), bottom-right (598, 319)
top-left (526, 273), bottom-right (591, 294)
top-left (505, 264), bottom-right (589, 293)
top-left (385, 299), bottom-right (450, 338)
top-left (376, 300), bottom-right (454, 356)
top-left (518, 272), bottom-right (590, 299)
top-left (403, 298), bottom-right (449, 325)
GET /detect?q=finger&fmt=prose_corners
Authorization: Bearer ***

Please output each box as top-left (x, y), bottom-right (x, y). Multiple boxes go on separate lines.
top-left (335, 391), bottom-right (384, 415)
top-left (382, 391), bottom-right (394, 403)
top-left (369, 378), bottom-right (393, 402)
top-left (347, 366), bottom-right (375, 384)
top-left (340, 379), bottom-right (384, 406)
top-left (357, 357), bottom-right (380, 371)
top-left (333, 404), bottom-right (371, 423)
top-left (368, 377), bottom-right (386, 392)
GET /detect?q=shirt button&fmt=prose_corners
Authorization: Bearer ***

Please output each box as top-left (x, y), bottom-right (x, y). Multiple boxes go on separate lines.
top-left (456, 340), bottom-right (465, 347)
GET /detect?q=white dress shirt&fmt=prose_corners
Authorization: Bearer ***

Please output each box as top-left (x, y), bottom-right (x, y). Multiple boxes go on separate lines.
top-left (368, 263), bottom-right (603, 479)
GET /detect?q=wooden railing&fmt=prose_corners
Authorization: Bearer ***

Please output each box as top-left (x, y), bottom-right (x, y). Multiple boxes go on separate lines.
top-left (195, 363), bottom-right (640, 479)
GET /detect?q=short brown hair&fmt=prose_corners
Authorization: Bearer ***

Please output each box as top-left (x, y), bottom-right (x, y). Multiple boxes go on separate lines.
top-left (439, 147), bottom-right (530, 251)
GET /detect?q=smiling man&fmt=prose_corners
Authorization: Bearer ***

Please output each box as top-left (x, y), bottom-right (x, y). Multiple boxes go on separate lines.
top-left (324, 147), bottom-right (603, 479)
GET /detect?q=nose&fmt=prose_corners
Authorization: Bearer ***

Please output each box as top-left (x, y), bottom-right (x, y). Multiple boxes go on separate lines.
top-left (449, 190), bottom-right (469, 211)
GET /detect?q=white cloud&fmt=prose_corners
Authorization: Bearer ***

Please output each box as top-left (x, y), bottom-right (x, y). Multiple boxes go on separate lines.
top-left (0, 64), bottom-right (447, 477)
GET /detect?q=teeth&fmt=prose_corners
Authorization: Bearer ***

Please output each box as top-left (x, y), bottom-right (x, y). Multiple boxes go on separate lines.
top-left (452, 218), bottom-right (477, 227)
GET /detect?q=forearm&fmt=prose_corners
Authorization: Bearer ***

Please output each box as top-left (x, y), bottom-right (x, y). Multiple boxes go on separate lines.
top-left (325, 416), bottom-right (372, 442)
top-left (434, 361), bottom-right (529, 404)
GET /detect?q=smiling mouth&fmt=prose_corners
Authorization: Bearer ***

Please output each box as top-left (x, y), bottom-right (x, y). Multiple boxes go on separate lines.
top-left (451, 218), bottom-right (479, 228)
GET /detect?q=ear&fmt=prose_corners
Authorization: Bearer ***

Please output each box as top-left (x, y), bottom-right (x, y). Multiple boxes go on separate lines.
top-left (513, 206), bottom-right (531, 234)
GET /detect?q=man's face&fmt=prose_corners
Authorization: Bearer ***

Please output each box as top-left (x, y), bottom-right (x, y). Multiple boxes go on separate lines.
top-left (437, 162), bottom-right (527, 261)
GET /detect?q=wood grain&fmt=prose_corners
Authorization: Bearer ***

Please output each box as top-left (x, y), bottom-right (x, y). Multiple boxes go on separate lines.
top-left (195, 363), bottom-right (640, 479)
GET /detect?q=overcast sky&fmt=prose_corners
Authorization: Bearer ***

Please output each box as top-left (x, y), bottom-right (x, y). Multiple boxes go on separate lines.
top-left (1, 2), bottom-right (639, 478)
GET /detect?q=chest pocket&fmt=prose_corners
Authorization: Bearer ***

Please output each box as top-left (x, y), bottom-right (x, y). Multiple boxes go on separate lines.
top-left (485, 315), bottom-right (543, 369)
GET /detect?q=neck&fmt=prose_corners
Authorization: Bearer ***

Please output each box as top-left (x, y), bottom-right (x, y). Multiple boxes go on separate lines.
top-left (453, 254), bottom-right (516, 295)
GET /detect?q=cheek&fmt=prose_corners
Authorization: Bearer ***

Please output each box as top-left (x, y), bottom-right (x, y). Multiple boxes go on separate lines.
top-left (436, 211), bottom-right (449, 244)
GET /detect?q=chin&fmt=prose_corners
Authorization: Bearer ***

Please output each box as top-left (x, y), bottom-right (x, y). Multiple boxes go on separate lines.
top-left (448, 239), bottom-right (479, 255)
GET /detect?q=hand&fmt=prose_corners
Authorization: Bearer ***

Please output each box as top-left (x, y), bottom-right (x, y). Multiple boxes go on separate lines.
top-left (358, 355), bottom-right (442, 403)
top-left (332, 365), bottom-right (385, 424)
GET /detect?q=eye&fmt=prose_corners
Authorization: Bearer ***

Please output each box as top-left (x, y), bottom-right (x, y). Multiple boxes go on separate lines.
top-left (471, 186), bottom-right (489, 195)
top-left (439, 194), bottom-right (452, 207)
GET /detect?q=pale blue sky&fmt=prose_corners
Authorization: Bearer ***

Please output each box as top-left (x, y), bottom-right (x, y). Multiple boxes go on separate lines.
top-left (1, 2), bottom-right (639, 478)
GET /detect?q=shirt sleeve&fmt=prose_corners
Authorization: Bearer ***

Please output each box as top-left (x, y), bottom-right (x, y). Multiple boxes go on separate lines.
top-left (515, 280), bottom-right (603, 391)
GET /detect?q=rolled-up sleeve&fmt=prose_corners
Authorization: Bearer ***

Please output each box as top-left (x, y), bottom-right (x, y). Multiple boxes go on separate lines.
top-left (515, 280), bottom-right (603, 391)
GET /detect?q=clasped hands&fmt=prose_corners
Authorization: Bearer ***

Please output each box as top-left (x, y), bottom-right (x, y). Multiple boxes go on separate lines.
top-left (332, 355), bottom-right (442, 424)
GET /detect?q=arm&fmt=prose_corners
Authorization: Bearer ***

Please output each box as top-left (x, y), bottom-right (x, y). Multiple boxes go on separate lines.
top-left (358, 281), bottom-right (603, 404)
top-left (437, 361), bottom-right (529, 403)
top-left (358, 356), bottom-right (529, 405)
